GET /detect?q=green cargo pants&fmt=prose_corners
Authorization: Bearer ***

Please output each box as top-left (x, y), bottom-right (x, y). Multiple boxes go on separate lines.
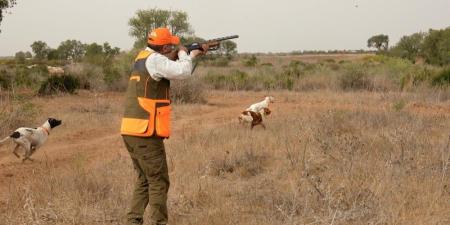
top-left (122, 135), bottom-right (170, 225)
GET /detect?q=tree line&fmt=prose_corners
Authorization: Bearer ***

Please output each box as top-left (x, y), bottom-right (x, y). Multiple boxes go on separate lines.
top-left (27, 40), bottom-right (120, 63)
top-left (368, 27), bottom-right (450, 66)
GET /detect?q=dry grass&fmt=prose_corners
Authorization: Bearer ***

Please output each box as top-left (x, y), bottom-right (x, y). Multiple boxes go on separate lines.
top-left (0, 88), bottom-right (449, 225)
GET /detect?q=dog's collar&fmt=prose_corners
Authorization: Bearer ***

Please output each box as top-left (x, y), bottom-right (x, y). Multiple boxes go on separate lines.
top-left (40, 127), bottom-right (50, 135)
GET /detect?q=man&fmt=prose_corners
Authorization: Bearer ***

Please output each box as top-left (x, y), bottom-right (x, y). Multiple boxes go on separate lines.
top-left (121, 27), bottom-right (209, 225)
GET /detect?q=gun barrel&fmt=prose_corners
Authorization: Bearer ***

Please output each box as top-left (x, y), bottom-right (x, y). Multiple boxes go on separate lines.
top-left (207, 35), bottom-right (239, 42)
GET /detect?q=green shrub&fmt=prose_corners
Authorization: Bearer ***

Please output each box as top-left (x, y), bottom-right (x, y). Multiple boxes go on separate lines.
top-left (303, 63), bottom-right (318, 72)
top-left (243, 55), bottom-right (258, 67)
top-left (282, 61), bottom-right (305, 78)
top-left (14, 66), bottom-right (34, 87)
top-left (323, 58), bottom-right (336, 63)
top-left (30, 64), bottom-right (49, 74)
top-left (339, 64), bottom-right (373, 91)
top-left (400, 66), bottom-right (436, 90)
top-left (103, 66), bottom-right (121, 85)
top-left (432, 67), bottom-right (450, 87)
top-left (38, 74), bottom-right (80, 95)
top-left (261, 63), bottom-right (273, 67)
top-left (203, 70), bottom-right (252, 90)
top-left (283, 77), bottom-right (294, 90)
top-left (0, 69), bottom-right (13, 89)
top-left (328, 63), bottom-right (341, 71)
top-left (209, 57), bottom-right (230, 67)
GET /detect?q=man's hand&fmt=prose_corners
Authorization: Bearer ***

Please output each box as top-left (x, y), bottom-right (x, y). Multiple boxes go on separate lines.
top-left (165, 49), bottom-right (179, 61)
top-left (190, 43), bottom-right (210, 58)
top-left (178, 45), bottom-right (188, 54)
top-left (208, 41), bottom-right (220, 50)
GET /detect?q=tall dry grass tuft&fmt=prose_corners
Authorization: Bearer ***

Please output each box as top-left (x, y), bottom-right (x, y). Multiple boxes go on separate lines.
top-left (170, 77), bottom-right (206, 104)
top-left (0, 90), bottom-right (40, 137)
top-left (1, 155), bottom-right (133, 224)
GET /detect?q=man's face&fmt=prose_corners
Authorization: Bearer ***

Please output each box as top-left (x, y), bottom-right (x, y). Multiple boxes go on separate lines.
top-left (161, 44), bottom-right (176, 54)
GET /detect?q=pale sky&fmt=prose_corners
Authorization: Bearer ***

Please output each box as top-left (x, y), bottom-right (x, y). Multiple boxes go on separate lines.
top-left (0, 0), bottom-right (449, 56)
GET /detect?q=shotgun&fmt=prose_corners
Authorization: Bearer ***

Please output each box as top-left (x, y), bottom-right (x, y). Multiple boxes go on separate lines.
top-left (185, 35), bottom-right (239, 52)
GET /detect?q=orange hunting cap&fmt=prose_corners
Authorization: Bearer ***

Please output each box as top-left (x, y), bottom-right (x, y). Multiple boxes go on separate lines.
top-left (147, 27), bottom-right (180, 46)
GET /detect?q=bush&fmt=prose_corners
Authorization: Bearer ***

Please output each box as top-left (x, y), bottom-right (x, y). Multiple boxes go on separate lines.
top-left (170, 77), bottom-right (205, 104)
top-left (243, 55), bottom-right (258, 67)
top-left (103, 66), bottom-right (121, 86)
top-left (13, 66), bottom-right (35, 87)
top-left (66, 63), bottom-right (108, 90)
top-left (30, 64), bottom-right (49, 75)
top-left (0, 69), bottom-right (13, 89)
top-left (203, 70), bottom-right (252, 91)
top-left (207, 57), bottom-right (231, 67)
top-left (323, 58), bottom-right (336, 63)
top-left (261, 63), bottom-right (273, 67)
top-left (339, 64), bottom-right (373, 91)
top-left (38, 74), bottom-right (80, 95)
top-left (432, 67), bottom-right (450, 87)
top-left (282, 61), bottom-right (305, 78)
top-left (400, 66), bottom-right (436, 90)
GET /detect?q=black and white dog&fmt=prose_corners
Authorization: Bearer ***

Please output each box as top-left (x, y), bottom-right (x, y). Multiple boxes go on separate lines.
top-left (0, 118), bottom-right (62, 162)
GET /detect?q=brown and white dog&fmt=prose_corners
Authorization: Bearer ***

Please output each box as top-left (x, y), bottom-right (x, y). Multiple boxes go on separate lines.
top-left (238, 108), bottom-right (271, 129)
top-left (0, 118), bottom-right (62, 162)
top-left (246, 96), bottom-right (274, 113)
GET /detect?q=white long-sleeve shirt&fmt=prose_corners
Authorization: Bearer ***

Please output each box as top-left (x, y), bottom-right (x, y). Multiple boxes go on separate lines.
top-left (144, 47), bottom-right (195, 81)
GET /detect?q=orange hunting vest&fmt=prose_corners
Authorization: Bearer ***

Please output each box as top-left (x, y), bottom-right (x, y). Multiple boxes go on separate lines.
top-left (120, 49), bottom-right (171, 138)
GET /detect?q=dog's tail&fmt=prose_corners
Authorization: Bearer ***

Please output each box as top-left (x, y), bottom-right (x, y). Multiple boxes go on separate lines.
top-left (0, 132), bottom-right (21, 145)
top-left (0, 136), bottom-right (10, 145)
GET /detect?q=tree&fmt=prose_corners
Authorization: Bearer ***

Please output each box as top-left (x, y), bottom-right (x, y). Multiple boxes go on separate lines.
top-left (367, 34), bottom-right (389, 51)
top-left (389, 32), bottom-right (425, 62)
top-left (102, 42), bottom-right (120, 59)
top-left (84, 42), bottom-right (120, 65)
top-left (84, 42), bottom-right (104, 64)
top-left (24, 51), bottom-right (32, 58)
top-left (169, 11), bottom-right (191, 36)
top-left (14, 51), bottom-right (25, 63)
top-left (31, 41), bottom-right (50, 60)
top-left (0, 0), bottom-right (16, 33)
top-left (47, 49), bottom-right (60, 60)
top-left (421, 28), bottom-right (450, 66)
top-left (57, 39), bottom-right (85, 61)
top-left (129, 8), bottom-right (192, 48)
top-left (219, 40), bottom-right (237, 57)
